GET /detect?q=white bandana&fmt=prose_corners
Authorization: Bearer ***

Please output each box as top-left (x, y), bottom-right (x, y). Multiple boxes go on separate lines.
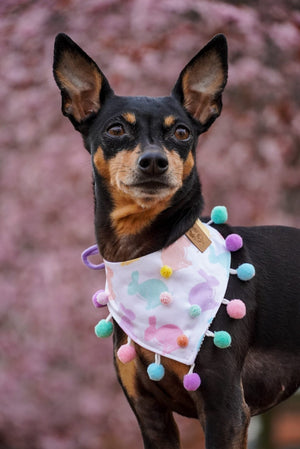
top-left (104, 223), bottom-right (231, 366)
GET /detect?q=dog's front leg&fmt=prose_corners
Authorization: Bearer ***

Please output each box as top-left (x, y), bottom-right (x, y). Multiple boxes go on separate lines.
top-left (127, 392), bottom-right (181, 449)
top-left (115, 368), bottom-right (181, 449)
top-left (195, 375), bottom-right (250, 449)
top-left (202, 379), bottom-right (250, 449)
top-left (114, 328), bottom-right (181, 449)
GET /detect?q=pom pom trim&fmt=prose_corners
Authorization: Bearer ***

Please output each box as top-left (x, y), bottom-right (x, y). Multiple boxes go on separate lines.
top-left (225, 233), bottom-right (243, 252)
top-left (230, 263), bottom-right (255, 281)
top-left (95, 314), bottom-right (113, 338)
top-left (225, 299), bottom-right (246, 319)
top-left (117, 338), bottom-right (136, 364)
top-left (210, 206), bottom-right (228, 224)
top-left (147, 354), bottom-right (165, 381)
top-left (160, 265), bottom-right (173, 278)
top-left (183, 365), bottom-right (201, 391)
top-left (160, 291), bottom-right (173, 305)
top-left (92, 289), bottom-right (109, 308)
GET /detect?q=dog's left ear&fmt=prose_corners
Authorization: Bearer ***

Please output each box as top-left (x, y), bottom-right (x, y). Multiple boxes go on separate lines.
top-left (172, 34), bottom-right (228, 131)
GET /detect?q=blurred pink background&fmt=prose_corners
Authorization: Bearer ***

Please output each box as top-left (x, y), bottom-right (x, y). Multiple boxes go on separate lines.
top-left (1, 1), bottom-right (299, 448)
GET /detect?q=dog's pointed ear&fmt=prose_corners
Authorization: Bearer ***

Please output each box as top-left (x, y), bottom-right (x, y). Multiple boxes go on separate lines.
top-left (53, 33), bottom-right (113, 132)
top-left (172, 34), bottom-right (228, 132)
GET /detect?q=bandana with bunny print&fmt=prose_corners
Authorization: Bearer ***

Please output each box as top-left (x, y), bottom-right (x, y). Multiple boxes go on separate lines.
top-left (82, 207), bottom-right (254, 391)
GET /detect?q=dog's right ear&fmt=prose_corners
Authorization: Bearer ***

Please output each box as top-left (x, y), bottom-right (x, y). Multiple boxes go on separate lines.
top-left (53, 33), bottom-right (113, 132)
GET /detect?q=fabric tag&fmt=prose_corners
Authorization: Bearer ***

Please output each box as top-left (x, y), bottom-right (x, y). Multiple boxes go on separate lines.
top-left (185, 219), bottom-right (212, 252)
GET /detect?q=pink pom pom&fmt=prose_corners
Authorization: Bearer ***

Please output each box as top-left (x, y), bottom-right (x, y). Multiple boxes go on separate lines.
top-left (92, 290), bottom-right (109, 308)
top-left (117, 344), bottom-right (136, 364)
top-left (226, 299), bottom-right (246, 319)
top-left (160, 292), bottom-right (173, 305)
top-left (225, 234), bottom-right (243, 252)
top-left (183, 372), bottom-right (201, 391)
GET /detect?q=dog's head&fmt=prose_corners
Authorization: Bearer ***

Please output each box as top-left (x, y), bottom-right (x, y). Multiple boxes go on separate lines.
top-left (53, 34), bottom-right (227, 237)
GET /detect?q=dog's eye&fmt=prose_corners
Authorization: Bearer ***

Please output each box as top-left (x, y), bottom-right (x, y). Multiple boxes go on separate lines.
top-left (107, 124), bottom-right (125, 136)
top-left (174, 126), bottom-right (190, 141)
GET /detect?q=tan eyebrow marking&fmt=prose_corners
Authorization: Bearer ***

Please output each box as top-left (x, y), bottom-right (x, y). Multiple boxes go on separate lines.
top-left (164, 115), bottom-right (176, 127)
top-left (122, 112), bottom-right (136, 124)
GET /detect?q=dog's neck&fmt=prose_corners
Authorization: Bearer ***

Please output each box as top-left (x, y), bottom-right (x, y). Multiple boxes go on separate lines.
top-left (94, 172), bottom-right (203, 262)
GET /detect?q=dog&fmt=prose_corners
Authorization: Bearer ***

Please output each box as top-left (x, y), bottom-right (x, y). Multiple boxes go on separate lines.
top-left (53, 33), bottom-right (300, 449)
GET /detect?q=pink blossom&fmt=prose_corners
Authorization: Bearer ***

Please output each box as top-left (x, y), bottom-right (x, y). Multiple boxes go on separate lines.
top-left (1, 1), bottom-right (299, 448)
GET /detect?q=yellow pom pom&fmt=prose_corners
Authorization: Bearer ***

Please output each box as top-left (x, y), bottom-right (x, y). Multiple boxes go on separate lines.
top-left (160, 265), bottom-right (173, 278)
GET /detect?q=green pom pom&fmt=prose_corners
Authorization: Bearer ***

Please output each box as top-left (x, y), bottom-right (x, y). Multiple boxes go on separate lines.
top-left (214, 331), bottom-right (231, 348)
top-left (189, 304), bottom-right (202, 318)
top-left (211, 206), bottom-right (228, 224)
top-left (95, 319), bottom-right (113, 338)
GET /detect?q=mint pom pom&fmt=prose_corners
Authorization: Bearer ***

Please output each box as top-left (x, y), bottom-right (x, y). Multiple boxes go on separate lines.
top-left (94, 320), bottom-right (113, 338)
top-left (211, 206), bottom-right (228, 224)
top-left (189, 304), bottom-right (202, 318)
top-left (214, 331), bottom-right (231, 348)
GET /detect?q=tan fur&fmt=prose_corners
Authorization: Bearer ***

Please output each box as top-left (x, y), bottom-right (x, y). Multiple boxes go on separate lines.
top-left (182, 151), bottom-right (195, 179)
top-left (93, 146), bottom-right (110, 179)
top-left (164, 115), bottom-right (176, 128)
top-left (122, 112), bottom-right (136, 124)
top-left (93, 145), bottom-right (194, 237)
top-left (115, 356), bottom-right (138, 398)
top-left (110, 198), bottom-right (173, 236)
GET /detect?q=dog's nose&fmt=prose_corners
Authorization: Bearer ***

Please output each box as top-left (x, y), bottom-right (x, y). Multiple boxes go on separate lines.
top-left (138, 149), bottom-right (168, 175)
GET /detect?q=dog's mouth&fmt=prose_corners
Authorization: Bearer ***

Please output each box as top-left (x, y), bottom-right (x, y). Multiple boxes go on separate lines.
top-left (119, 177), bottom-right (179, 203)
top-left (131, 179), bottom-right (171, 194)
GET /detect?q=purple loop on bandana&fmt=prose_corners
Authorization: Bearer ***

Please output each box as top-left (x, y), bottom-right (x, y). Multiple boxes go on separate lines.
top-left (81, 245), bottom-right (105, 270)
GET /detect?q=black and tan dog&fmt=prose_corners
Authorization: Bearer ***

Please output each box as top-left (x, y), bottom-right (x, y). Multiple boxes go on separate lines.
top-left (53, 33), bottom-right (300, 449)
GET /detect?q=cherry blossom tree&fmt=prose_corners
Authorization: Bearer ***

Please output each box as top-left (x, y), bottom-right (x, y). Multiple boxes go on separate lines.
top-left (0, 1), bottom-right (299, 448)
